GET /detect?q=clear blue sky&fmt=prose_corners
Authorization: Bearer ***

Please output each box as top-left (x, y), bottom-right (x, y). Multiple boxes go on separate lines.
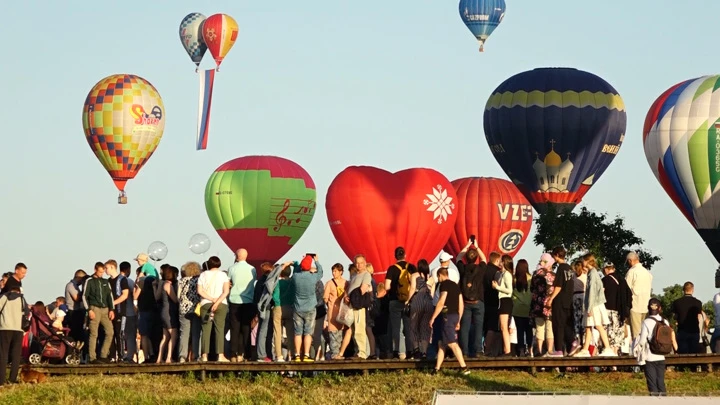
top-left (1, 0), bottom-right (718, 304)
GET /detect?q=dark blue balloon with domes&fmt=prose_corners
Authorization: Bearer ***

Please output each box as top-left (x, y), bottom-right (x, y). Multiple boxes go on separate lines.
top-left (483, 67), bottom-right (627, 214)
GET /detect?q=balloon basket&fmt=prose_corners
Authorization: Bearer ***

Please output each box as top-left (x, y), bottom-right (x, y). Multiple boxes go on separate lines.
top-left (118, 191), bottom-right (127, 205)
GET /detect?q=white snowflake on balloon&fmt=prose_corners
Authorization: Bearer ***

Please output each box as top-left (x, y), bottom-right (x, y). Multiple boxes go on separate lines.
top-left (424, 184), bottom-right (455, 224)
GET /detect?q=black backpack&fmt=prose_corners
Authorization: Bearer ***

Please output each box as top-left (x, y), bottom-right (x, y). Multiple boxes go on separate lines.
top-left (461, 264), bottom-right (481, 301)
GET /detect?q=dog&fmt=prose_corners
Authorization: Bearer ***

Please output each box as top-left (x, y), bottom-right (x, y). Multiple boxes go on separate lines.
top-left (20, 365), bottom-right (47, 384)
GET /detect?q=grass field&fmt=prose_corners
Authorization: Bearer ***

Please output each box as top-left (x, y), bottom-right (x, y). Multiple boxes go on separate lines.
top-left (3, 369), bottom-right (719, 404)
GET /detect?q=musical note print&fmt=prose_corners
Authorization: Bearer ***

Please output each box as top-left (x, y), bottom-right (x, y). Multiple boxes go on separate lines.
top-left (271, 198), bottom-right (316, 233)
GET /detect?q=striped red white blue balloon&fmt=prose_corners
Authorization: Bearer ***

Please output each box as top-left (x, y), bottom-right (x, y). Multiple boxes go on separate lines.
top-left (643, 75), bottom-right (720, 262)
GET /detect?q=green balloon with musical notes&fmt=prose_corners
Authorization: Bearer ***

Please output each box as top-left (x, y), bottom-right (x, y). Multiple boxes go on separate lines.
top-left (204, 155), bottom-right (317, 268)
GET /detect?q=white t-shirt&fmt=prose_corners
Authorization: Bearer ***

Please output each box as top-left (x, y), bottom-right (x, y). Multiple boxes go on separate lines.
top-left (713, 292), bottom-right (720, 327)
top-left (431, 266), bottom-right (460, 305)
top-left (51, 307), bottom-right (66, 329)
top-left (197, 269), bottom-right (230, 306)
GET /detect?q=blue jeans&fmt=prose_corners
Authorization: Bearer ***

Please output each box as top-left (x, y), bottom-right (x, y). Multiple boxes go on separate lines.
top-left (676, 330), bottom-right (700, 354)
top-left (256, 308), bottom-right (271, 359)
top-left (459, 301), bottom-right (484, 356)
top-left (711, 328), bottom-right (720, 354)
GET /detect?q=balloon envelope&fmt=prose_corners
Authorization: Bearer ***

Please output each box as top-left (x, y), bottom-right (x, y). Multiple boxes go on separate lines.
top-left (82, 74), bottom-right (165, 195)
top-left (459, 0), bottom-right (506, 51)
top-left (179, 12), bottom-right (208, 67)
top-left (643, 75), bottom-right (720, 262)
top-left (189, 233), bottom-right (211, 255)
top-left (148, 241), bottom-right (168, 261)
top-left (483, 67), bottom-right (627, 214)
top-left (326, 166), bottom-right (457, 284)
top-left (204, 156), bottom-right (316, 268)
top-left (445, 177), bottom-right (533, 259)
top-left (202, 13), bottom-right (239, 69)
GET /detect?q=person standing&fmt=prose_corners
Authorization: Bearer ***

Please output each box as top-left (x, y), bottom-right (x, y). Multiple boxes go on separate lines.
top-left (106, 260), bottom-right (130, 362)
top-left (671, 282), bottom-right (703, 354)
top-left (546, 247), bottom-right (577, 356)
top-left (385, 247), bottom-right (414, 359)
top-left (456, 241), bottom-right (486, 358)
top-left (291, 255), bottom-right (324, 362)
top-left (227, 248), bottom-right (257, 362)
top-left (197, 256), bottom-right (231, 362)
top-left (0, 286), bottom-right (28, 385)
top-left (347, 254), bottom-right (373, 359)
top-left (626, 251), bottom-right (653, 339)
top-left (637, 298), bottom-right (677, 396)
top-left (83, 262), bottom-right (115, 364)
top-left (65, 269), bottom-right (87, 345)
top-left (119, 262), bottom-right (138, 363)
top-left (712, 287), bottom-right (720, 353)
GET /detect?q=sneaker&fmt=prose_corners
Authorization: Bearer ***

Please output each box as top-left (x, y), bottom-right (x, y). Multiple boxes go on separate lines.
top-left (275, 358), bottom-right (286, 363)
top-left (302, 356), bottom-right (314, 363)
top-left (179, 358), bottom-right (186, 363)
top-left (573, 350), bottom-right (591, 357)
top-left (600, 349), bottom-right (617, 357)
top-left (547, 351), bottom-right (564, 357)
top-left (568, 342), bottom-right (581, 356)
top-left (460, 367), bottom-right (470, 376)
top-left (293, 355), bottom-right (301, 362)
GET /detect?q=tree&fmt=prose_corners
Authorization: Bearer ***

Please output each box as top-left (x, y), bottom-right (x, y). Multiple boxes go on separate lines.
top-left (533, 205), bottom-right (661, 277)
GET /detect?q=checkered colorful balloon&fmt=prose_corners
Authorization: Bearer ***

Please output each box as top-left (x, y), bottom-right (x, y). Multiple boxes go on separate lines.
top-left (82, 74), bottom-right (165, 194)
top-left (179, 12), bottom-right (208, 68)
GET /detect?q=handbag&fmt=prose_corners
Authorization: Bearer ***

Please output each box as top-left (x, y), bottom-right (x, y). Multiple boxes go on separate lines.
top-left (335, 300), bottom-right (354, 327)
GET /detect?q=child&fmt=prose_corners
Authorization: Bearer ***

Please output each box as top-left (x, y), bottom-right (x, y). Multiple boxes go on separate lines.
top-left (50, 297), bottom-right (68, 331)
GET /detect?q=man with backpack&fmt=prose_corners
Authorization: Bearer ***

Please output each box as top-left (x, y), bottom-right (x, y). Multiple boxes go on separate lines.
top-left (636, 298), bottom-right (677, 396)
top-left (456, 240), bottom-right (486, 358)
top-left (384, 247), bottom-right (414, 359)
top-left (347, 254), bottom-right (373, 359)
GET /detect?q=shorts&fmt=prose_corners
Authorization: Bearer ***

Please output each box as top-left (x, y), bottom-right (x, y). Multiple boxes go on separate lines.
top-left (138, 311), bottom-right (156, 336)
top-left (583, 305), bottom-right (610, 328)
top-left (534, 317), bottom-right (554, 340)
top-left (441, 313), bottom-right (459, 345)
top-left (293, 309), bottom-right (316, 336)
top-left (499, 297), bottom-right (513, 315)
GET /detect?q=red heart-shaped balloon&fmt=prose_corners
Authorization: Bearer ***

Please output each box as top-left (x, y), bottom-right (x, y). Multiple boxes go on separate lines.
top-left (326, 166), bottom-right (458, 283)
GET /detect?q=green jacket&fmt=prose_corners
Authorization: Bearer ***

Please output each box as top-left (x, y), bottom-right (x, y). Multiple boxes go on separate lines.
top-left (82, 276), bottom-right (115, 309)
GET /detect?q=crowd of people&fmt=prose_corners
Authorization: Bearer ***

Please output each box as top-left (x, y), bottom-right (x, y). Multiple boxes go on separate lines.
top-left (0, 242), bottom-right (718, 396)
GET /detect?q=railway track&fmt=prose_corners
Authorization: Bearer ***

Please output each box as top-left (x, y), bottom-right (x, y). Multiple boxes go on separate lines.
top-left (31, 353), bottom-right (720, 380)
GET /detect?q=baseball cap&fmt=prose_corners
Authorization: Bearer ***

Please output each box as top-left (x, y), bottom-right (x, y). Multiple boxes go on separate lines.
top-left (135, 253), bottom-right (149, 262)
top-left (439, 252), bottom-right (453, 262)
top-left (300, 255), bottom-right (314, 271)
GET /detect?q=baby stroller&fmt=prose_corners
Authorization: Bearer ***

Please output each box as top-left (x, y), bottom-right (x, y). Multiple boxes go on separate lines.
top-left (26, 309), bottom-right (82, 365)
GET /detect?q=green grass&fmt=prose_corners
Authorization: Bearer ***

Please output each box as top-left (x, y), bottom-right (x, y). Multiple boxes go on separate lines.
top-left (3, 369), bottom-right (719, 404)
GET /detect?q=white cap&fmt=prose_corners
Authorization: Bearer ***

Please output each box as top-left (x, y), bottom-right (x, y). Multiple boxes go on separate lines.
top-left (439, 252), bottom-right (453, 262)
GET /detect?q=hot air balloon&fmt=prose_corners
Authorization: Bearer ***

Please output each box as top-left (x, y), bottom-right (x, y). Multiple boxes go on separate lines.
top-left (484, 67), bottom-right (627, 214)
top-left (643, 75), bottom-right (720, 263)
top-left (179, 12), bottom-right (208, 72)
top-left (202, 13), bottom-right (239, 71)
top-left (204, 156), bottom-right (316, 268)
top-left (326, 166), bottom-right (457, 284)
top-left (82, 74), bottom-right (165, 204)
top-left (445, 177), bottom-right (533, 259)
top-left (459, 0), bottom-right (506, 52)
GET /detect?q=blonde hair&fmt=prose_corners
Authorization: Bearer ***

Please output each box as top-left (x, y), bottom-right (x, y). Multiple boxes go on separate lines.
top-left (376, 283), bottom-right (386, 294)
top-left (181, 261), bottom-right (201, 277)
top-left (582, 253), bottom-right (597, 269)
top-left (366, 263), bottom-right (374, 274)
